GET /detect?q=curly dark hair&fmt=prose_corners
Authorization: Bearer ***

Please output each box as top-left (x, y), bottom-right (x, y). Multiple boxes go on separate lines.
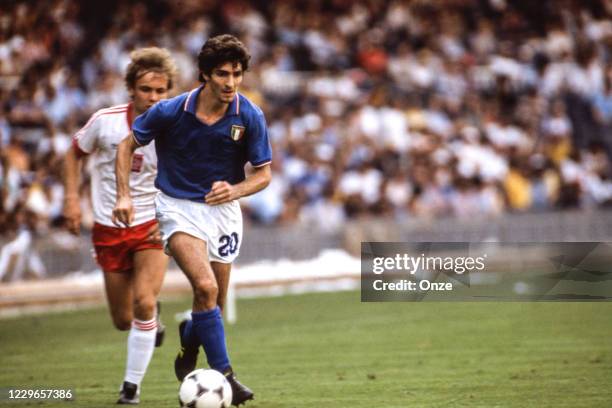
top-left (197, 34), bottom-right (251, 82)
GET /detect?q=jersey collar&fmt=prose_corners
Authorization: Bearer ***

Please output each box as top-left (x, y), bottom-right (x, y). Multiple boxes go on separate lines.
top-left (184, 84), bottom-right (240, 117)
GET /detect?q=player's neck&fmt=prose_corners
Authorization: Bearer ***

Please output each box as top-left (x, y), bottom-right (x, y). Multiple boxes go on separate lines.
top-left (129, 102), bottom-right (141, 129)
top-left (198, 86), bottom-right (229, 117)
top-left (131, 103), bottom-right (143, 118)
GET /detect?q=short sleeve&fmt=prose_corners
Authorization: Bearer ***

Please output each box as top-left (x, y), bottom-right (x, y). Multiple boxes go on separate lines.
top-left (132, 100), bottom-right (174, 146)
top-left (247, 109), bottom-right (272, 167)
top-left (72, 112), bottom-right (100, 156)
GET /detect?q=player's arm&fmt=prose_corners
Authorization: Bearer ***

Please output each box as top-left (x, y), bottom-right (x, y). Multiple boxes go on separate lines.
top-left (112, 133), bottom-right (140, 226)
top-left (63, 113), bottom-right (98, 235)
top-left (62, 147), bottom-right (83, 235)
top-left (205, 163), bottom-right (272, 206)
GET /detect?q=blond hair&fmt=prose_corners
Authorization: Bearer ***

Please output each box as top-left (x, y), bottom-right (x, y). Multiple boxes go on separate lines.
top-left (124, 47), bottom-right (178, 90)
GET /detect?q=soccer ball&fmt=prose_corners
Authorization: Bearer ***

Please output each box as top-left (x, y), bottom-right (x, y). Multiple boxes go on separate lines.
top-left (178, 369), bottom-right (232, 408)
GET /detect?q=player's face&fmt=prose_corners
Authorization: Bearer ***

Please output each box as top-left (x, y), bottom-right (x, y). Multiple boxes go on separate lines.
top-left (204, 62), bottom-right (243, 104)
top-left (129, 71), bottom-right (170, 115)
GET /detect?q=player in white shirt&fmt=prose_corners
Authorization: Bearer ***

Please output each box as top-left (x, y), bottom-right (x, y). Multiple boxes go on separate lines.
top-left (62, 47), bottom-right (178, 405)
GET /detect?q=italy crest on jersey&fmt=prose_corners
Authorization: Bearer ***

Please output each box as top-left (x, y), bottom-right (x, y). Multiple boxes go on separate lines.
top-left (230, 125), bottom-right (245, 141)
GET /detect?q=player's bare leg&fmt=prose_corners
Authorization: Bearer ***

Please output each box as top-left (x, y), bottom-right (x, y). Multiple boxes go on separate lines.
top-left (170, 233), bottom-right (253, 405)
top-left (133, 248), bottom-right (168, 345)
top-left (211, 262), bottom-right (231, 312)
top-left (103, 271), bottom-right (133, 331)
top-left (169, 233), bottom-right (218, 311)
top-left (133, 249), bottom-right (167, 320)
top-left (172, 232), bottom-right (217, 380)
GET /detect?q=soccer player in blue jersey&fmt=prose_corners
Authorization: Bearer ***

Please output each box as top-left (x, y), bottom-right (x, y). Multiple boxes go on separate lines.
top-left (112, 34), bottom-right (271, 406)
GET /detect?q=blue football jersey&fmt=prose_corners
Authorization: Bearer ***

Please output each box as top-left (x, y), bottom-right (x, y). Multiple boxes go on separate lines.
top-left (132, 86), bottom-right (272, 201)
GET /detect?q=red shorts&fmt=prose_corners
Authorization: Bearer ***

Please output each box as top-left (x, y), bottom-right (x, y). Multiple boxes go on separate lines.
top-left (92, 219), bottom-right (162, 273)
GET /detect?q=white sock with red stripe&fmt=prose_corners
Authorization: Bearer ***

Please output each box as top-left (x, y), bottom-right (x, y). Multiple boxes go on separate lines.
top-left (124, 317), bottom-right (157, 386)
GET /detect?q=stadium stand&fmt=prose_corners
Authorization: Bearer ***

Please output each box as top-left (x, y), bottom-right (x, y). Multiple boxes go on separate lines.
top-left (0, 0), bottom-right (611, 280)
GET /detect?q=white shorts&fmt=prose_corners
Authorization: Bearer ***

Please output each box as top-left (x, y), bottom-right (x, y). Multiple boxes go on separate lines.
top-left (154, 192), bottom-right (243, 263)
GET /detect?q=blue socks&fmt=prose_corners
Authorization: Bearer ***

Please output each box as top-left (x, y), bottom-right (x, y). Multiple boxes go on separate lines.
top-left (190, 307), bottom-right (231, 372)
top-left (181, 319), bottom-right (199, 350)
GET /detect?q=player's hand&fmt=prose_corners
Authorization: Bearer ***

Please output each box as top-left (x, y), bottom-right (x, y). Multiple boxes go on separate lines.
top-left (112, 195), bottom-right (134, 227)
top-left (205, 181), bottom-right (238, 205)
top-left (63, 195), bottom-right (81, 235)
top-left (145, 222), bottom-right (162, 245)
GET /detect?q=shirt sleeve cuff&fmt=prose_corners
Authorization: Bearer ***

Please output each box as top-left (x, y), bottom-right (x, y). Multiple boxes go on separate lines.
top-left (251, 160), bottom-right (271, 168)
top-left (132, 132), bottom-right (145, 146)
top-left (72, 139), bottom-right (89, 158)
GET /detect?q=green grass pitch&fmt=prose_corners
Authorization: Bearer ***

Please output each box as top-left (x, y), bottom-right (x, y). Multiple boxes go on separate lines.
top-left (1, 291), bottom-right (611, 407)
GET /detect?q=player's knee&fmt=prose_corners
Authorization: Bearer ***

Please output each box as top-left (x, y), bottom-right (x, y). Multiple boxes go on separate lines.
top-left (193, 278), bottom-right (219, 308)
top-left (112, 316), bottom-right (132, 331)
top-left (133, 294), bottom-right (156, 320)
top-left (216, 291), bottom-right (227, 311)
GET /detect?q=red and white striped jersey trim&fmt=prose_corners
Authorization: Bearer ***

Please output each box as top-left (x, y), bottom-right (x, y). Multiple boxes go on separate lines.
top-left (72, 104), bottom-right (129, 156)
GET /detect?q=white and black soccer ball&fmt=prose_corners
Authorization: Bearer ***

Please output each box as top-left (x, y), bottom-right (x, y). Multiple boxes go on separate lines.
top-left (179, 369), bottom-right (232, 408)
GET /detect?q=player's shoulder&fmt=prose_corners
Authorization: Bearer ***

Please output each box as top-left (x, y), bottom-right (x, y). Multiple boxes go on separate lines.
top-left (99, 103), bottom-right (130, 113)
top-left (78, 104), bottom-right (129, 133)
top-left (237, 93), bottom-right (265, 120)
top-left (90, 103), bottom-right (129, 121)
top-left (152, 91), bottom-right (191, 116)
top-left (160, 91), bottom-right (191, 110)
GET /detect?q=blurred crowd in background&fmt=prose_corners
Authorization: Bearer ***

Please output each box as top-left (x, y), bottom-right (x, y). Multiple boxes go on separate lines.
top-left (1, 0), bottom-right (611, 237)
